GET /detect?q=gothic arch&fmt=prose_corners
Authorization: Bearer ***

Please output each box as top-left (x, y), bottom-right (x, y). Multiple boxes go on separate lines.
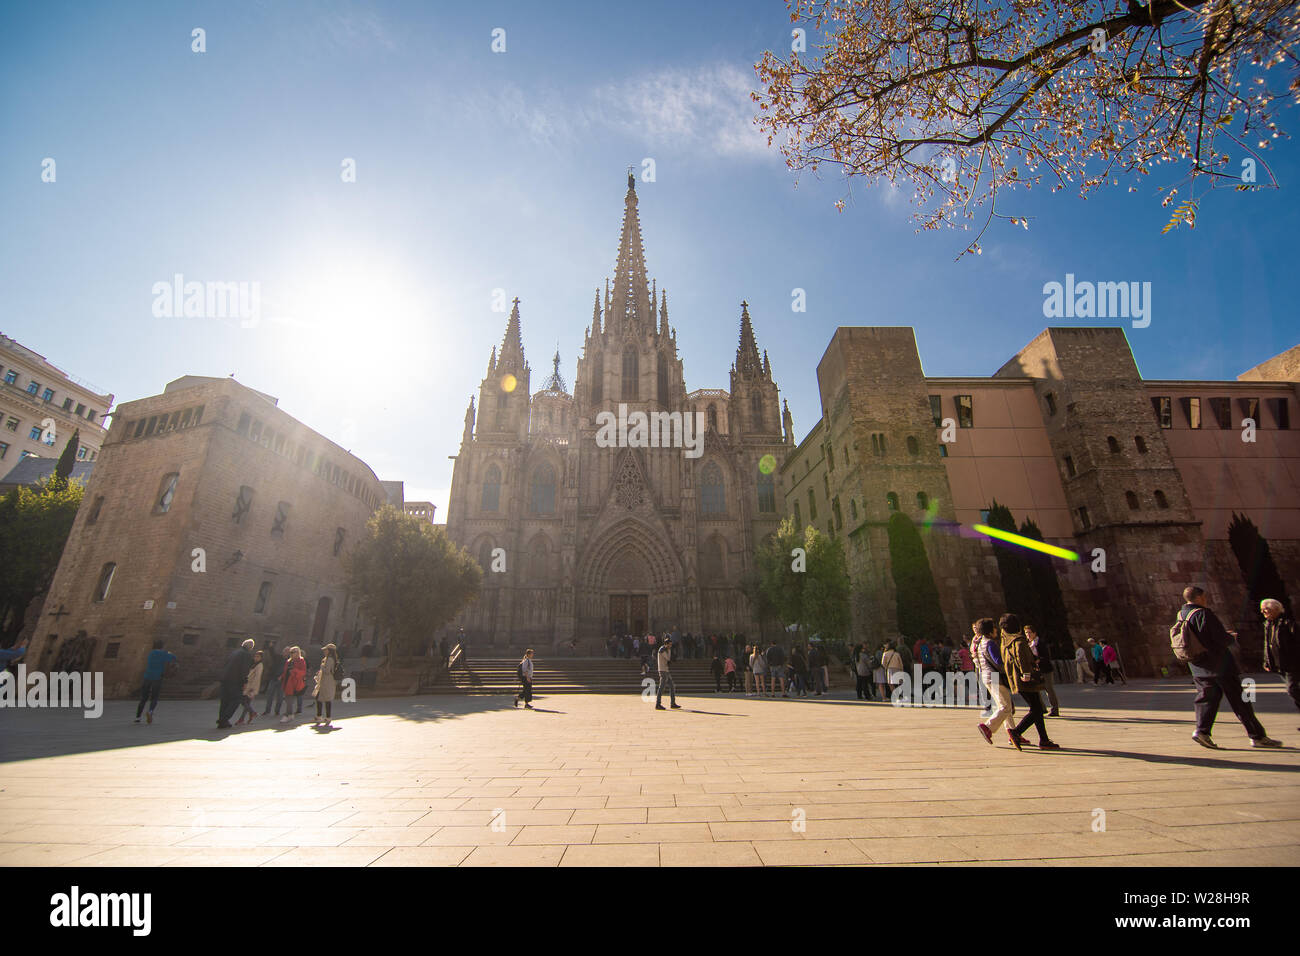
top-left (577, 516), bottom-right (681, 593)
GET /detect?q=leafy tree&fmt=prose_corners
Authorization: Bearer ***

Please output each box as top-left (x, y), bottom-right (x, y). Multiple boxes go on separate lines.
top-left (55, 429), bottom-right (80, 484)
top-left (756, 0), bottom-right (1297, 248)
top-left (343, 506), bottom-right (483, 659)
top-left (1227, 512), bottom-right (1292, 618)
top-left (0, 476), bottom-right (85, 647)
top-left (886, 512), bottom-right (946, 640)
top-left (1019, 518), bottom-right (1074, 660)
top-left (986, 501), bottom-right (1034, 619)
top-left (752, 516), bottom-right (852, 642)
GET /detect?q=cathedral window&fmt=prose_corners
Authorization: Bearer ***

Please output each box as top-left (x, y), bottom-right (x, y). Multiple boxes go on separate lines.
top-left (1125, 491), bottom-right (1140, 511)
top-left (528, 536), bottom-right (549, 583)
top-left (807, 488), bottom-right (817, 521)
top-left (906, 435), bottom-right (919, 456)
top-left (155, 473), bottom-right (179, 514)
top-left (757, 468), bottom-right (776, 513)
top-left (751, 392), bottom-right (763, 428)
top-left (1154, 490), bottom-right (1169, 509)
top-left (657, 362), bottom-right (669, 405)
top-left (93, 562), bottom-right (117, 603)
top-left (530, 463), bottom-right (556, 514)
top-left (622, 348), bottom-right (639, 400)
top-left (479, 464), bottom-right (499, 511)
top-left (590, 353), bottom-right (603, 404)
top-left (700, 462), bottom-right (725, 514)
top-left (707, 404), bottom-right (718, 430)
top-left (1107, 436), bottom-right (1121, 453)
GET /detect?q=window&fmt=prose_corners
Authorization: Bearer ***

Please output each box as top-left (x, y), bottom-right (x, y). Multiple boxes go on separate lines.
top-left (1152, 396), bottom-right (1172, 428)
top-left (622, 347), bottom-right (639, 400)
top-left (182, 632), bottom-right (198, 646)
top-left (590, 352), bottom-right (603, 404)
top-left (75, 403), bottom-right (85, 416)
top-left (3, 370), bottom-right (16, 384)
top-left (917, 491), bottom-right (929, 511)
top-left (233, 485), bottom-right (253, 523)
top-left (757, 469), bottom-right (776, 513)
top-left (823, 475), bottom-right (830, 500)
top-left (1238, 397), bottom-right (1259, 424)
top-left (938, 444), bottom-right (948, 458)
top-left (1134, 435), bottom-right (1148, 454)
top-left (1107, 436), bottom-right (1121, 454)
top-left (842, 447), bottom-right (849, 468)
top-left (886, 492), bottom-right (899, 512)
top-left (849, 499), bottom-right (858, 521)
top-left (871, 433), bottom-right (886, 456)
top-left (1154, 490), bottom-right (1169, 509)
top-left (1208, 397), bottom-right (1231, 429)
top-left (955, 395), bottom-right (974, 428)
top-left (4, 417), bottom-right (16, 432)
top-left (27, 381), bottom-right (39, 395)
top-left (1064, 455), bottom-right (1076, 478)
top-left (76, 447), bottom-right (86, 459)
top-left (333, 527), bottom-right (346, 557)
top-left (980, 509), bottom-right (991, 524)
top-left (793, 501), bottom-right (802, 527)
top-left (1076, 506), bottom-right (1091, 530)
top-left (700, 462), bottom-right (725, 514)
top-left (751, 392), bottom-right (763, 428)
top-left (254, 581), bottom-right (273, 614)
top-left (832, 497), bottom-right (843, 529)
top-left (236, 412), bottom-right (251, 436)
top-left (707, 404), bottom-right (718, 430)
top-left (41, 387), bottom-right (54, 402)
top-left (1125, 490), bottom-right (1140, 510)
top-left (1182, 397), bottom-right (1202, 429)
top-left (807, 488), bottom-right (817, 521)
top-left (28, 426), bottom-right (42, 441)
top-left (62, 397), bottom-right (73, 411)
top-left (88, 495), bottom-right (104, 524)
top-left (530, 463), bottom-right (556, 514)
top-left (93, 562), bottom-right (117, 602)
top-left (88, 409), bottom-right (97, 423)
top-left (1044, 392), bottom-right (1057, 416)
top-left (657, 363), bottom-right (669, 405)
top-left (481, 464), bottom-right (501, 512)
top-left (155, 473), bottom-right (179, 513)
top-left (826, 443), bottom-right (834, 471)
top-left (1268, 397), bottom-right (1290, 429)
top-left (104, 641), bottom-right (120, 660)
top-left (928, 395), bottom-right (943, 427)
top-left (0, 442), bottom-right (7, 459)
top-left (271, 501), bottom-right (290, 537)
top-left (906, 435), bottom-right (919, 456)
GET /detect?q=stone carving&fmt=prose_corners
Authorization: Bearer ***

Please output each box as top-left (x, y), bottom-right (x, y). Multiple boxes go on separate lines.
top-left (614, 454), bottom-right (647, 511)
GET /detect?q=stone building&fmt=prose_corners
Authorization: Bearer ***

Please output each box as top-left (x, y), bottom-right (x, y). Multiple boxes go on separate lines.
top-left (27, 375), bottom-right (387, 696)
top-left (784, 326), bottom-right (1300, 676)
top-left (444, 174), bottom-right (794, 648)
top-left (0, 333), bottom-right (114, 474)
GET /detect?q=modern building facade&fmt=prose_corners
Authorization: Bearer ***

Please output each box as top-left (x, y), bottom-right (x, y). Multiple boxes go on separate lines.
top-left (0, 333), bottom-right (114, 474)
top-left (27, 375), bottom-right (388, 696)
top-left (783, 326), bottom-right (1300, 676)
top-left (444, 174), bottom-right (795, 648)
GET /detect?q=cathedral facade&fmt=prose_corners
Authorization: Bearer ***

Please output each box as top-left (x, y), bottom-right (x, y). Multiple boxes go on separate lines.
top-left (444, 174), bottom-right (794, 648)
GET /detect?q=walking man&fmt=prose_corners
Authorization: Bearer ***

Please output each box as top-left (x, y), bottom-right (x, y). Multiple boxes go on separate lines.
top-left (1025, 625), bottom-right (1059, 716)
top-left (1073, 643), bottom-right (1090, 683)
top-left (217, 639), bottom-right (255, 728)
top-left (514, 648), bottom-right (535, 710)
top-left (135, 641), bottom-right (177, 724)
top-left (655, 636), bottom-right (680, 710)
top-left (262, 642), bottom-right (285, 716)
top-left (766, 642), bottom-right (787, 697)
top-left (1178, 586), bottom-right (1281, 749)
top-left (1090, 639), bottom-right (1112, 684)
top-left (1261, 598), bottom-right (1300, 727)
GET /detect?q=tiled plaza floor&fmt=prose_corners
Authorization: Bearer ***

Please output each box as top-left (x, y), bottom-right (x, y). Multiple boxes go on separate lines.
top-left (2, 678), bottom-right (1298, 866)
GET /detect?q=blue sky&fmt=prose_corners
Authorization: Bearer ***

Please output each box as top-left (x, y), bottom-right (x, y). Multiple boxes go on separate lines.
top-left (3, 0), bottom-right (1297, 516)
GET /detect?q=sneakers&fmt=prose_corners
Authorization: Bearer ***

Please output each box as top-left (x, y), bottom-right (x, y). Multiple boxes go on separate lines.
top-left (1007, 729), bottom-right (1024, 751)
top-left (524, 704), bottom-right (533, 710)
top-left (513, 697), bottom-right (519, 708)
top-left (1039, 740), bottom-right (1061, 750)
top-left (977, 723), bottom-right (993, 745)
top-left (656, 704), bottom-right (666, 710)
top-left (146, 712), bottom-right (153, 725)
top-left (1048, 709), bottom-right (1060, 717)
top-left (1251, 736), bottom-right (1283, 748)
top-left (133, 718), bottom-right (141, 723)
top-left (1192, 732), bottom-right (1219, 749)
top-left (670, 703), bottom-right (682, 709)
top-left (280, 716), bottom-right (289, 724)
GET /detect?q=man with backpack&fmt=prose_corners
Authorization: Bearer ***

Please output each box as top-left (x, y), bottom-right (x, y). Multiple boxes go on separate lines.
top-left (514, 648), bottom-right (535, 710)
top-left (1174, 586), bottom-right (1280, 749)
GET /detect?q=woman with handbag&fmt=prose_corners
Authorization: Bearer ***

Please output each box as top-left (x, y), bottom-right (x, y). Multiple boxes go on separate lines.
top-left (313, 643), bottom-right (341, 727)
top-left (1000, 614), bottom-right (1060, 751)
top-left (279, 647), bottom-right (307, 724)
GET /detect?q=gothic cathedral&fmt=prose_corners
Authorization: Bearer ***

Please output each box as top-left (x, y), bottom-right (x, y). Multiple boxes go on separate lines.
top-left (445, 173), bottom-right (795, 649)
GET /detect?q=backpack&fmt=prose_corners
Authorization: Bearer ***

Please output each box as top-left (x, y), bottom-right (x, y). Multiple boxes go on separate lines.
top-left (1170, 609), bottom-right (1212, 666)
top-left (516, 661), bottom-right (527, 681)
top-left (332, 659), bottom-right (344, 682)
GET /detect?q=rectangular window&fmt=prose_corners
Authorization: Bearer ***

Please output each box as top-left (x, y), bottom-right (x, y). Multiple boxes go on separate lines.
top-left (28, 425), bottom-right (42, 441)
top-left (1152, 396), bottom-right (1172, 428)
top-left (93, 562), bottom-right (117, 602)
top-left (937, 443), bottom-right (948, 458)
top-left (808, 488), bottom-right (817, 522)
top-left (1076, 506), bottom-right (1091, 530)
top-left (3, 370), bottom-right (16, 384)
top-left (104, 641), bottom-right (120, 660)
top-left (133, 419), bottom-right (146, 439)
top-left (182, 632), bottom-right (199, 646)
top-left (76, 447), bottom-right (87, 460)
top-left (826, 445), bottom-right (834, 471)
top-left (74, 402), bottom-right (85, 416)
top-left (793, 502), bottom-right (802, 527)
top-left (27, 382), bottom-right (39, 395)
top-left (180, 408), bottom-right (193, 428)
top-left (1181, 397), bottom-right (1202, 429)
top-left (88, 495), bottom-right (104, 524)
top-left (928, 395), bottom-right (943, 427)
top-left (1208, 397), bottom-right (1231, 429)
top-left (155, 473), bottom-right (179, 513)
top-left (955, 395), bottom-right (973, 428)
top-left (1238, 397), bottom-right (1259, 424)
top-left (5, 417), bottom-right (18, 432)
top-left (62, 397), bottom-right (73, 411)
top-left (254, 580), bottom-right (273, 614)
top-left (86, 409), bottom-right (96, 422)
top-left (191, 406), bottom-right (203, 426)
top-left (333, 527), bottom-right (346, 556)
top-left (1044, 392), bottom-right (1057, 416)
top-left (0, 442), bottom-right (8, 459)
top-left (41, 388), bottom-right (54, 402)
top-left (233, 485), bottom-right (254, 523)
top-left (271, 501), bottom-right (290, 537)
top-left (144, 415), bottom-right (158, 437)
top-left (249, 420), bottom-right (262, 442)
top-left (1269, 397), bottom-right (1290, 429)
top-left (1063, 455), bottom-right (1076, 478)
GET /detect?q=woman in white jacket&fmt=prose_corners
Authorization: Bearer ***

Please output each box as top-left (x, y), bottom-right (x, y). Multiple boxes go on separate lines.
top-left (313, 643), bottom-right (339, 728)
top-left (236, 651), bottom-right (263, 725)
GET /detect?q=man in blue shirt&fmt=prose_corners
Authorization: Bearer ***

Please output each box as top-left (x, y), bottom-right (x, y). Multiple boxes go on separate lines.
top-left (136, 641), bottom-right (178, 724)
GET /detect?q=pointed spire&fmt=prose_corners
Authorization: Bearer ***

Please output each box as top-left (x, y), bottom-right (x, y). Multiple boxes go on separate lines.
top-left (488, 345), bottom-right (497, 374)
top-left (608, 171), bottom-right (654, 336)
top-left (763, 350), bottom-right (772, 378)
top-left (463, 396), bottom-right (476, 443)
top-left (735, 301), bottom-right (763, 379)
top-left (660, 290), bottom-right (669, 336)
top-left (543, 346), bottom-right (567, 393)
top-left (783, 398), bottom-right (794, 445)
top-left (591, 289), bottom-right (602, 335)
top-left (498, 298), bottom-right (526, 372)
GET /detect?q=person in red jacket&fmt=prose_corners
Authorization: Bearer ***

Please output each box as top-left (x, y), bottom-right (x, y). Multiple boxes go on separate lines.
top-left (279, 646), bottom-right (307, 724)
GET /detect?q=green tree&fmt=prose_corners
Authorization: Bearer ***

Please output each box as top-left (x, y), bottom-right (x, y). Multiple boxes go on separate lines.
top-left (0, 475), bottom-right (85, 646)
top-left (752, 517), bottom-right (851, 642)
top-left (886, 512), bottom-right (946, 640)
top-left (1227, 512), bottom-right (1292, 619)
top-left (986, 501), bottom-right (1034, 620)
top-left (1019, 518), bottom-right (1074, 660)
top-left (343, 506), bottom-right (483, 659)
top-left (55, 429), bottom-right (80, 484)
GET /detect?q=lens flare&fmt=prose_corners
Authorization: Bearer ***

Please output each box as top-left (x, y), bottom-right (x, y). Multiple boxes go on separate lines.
top-left (972, 524), bottom-right (1079, 561)
top-left (500, 373), bottom-right (517, 393)
top-left (758, 454), bottom-right (777, 475)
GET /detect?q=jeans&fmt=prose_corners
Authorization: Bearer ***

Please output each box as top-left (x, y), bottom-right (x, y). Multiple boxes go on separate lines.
top-left (656, 671), bottom-right (677, 705)
top-left (264, 681), bottom-right (284, 715)
top-left (726, 672), bottom-right (737, 691)
top-left (982, 679), bottom-right (1015, 732)
top-left (812, 668), bottom-right (827, 694)
top-left (136, 679), bottom-right (162, 718)
top-left (517, 679), bottom-right (533, 704)
top-left (315, 699), bottom-right (333, 720)
top-left (1094, 660), bottom-right (1112, 684)
top-left (1013, 690), bottom-right (1049, 742)
top-left (1040, 671), bottom-right (1060, 711)
top-left (856, 675), bottom-right (871, 699)
top-left (1191, 653), bottom-right (1266, 739)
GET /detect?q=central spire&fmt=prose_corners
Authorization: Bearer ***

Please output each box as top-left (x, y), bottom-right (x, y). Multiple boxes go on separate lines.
top-left (609, 171), bottom-right (654, 336)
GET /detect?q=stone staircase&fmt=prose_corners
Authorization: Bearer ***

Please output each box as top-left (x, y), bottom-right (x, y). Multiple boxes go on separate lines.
top-left (432, 656), bottom-right (734, 696)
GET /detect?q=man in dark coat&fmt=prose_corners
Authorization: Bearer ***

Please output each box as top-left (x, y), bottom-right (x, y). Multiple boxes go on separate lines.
top-left (1261, 598), bottom-right (1300, 726)
top-left (217, 639), bottom-right (255, 728)
top-left (1179, 587), bottom-right (1280, 749)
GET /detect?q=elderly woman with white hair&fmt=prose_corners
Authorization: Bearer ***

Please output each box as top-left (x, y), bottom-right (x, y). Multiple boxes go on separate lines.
top-left (1261, 599), bottom-right (1300, 725)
